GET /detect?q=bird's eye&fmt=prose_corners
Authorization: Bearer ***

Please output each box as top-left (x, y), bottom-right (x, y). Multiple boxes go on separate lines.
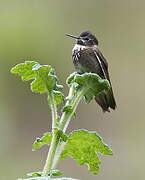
top-left (84, 37), bottom-right (89, 41)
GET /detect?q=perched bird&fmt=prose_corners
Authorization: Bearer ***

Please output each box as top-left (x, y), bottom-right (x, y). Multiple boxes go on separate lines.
top-left (66, 30), bottom-right (116, 112)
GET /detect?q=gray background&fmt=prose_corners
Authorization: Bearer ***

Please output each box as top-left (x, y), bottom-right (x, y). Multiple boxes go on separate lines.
top-left (1, 0), bottom-right (145, 179)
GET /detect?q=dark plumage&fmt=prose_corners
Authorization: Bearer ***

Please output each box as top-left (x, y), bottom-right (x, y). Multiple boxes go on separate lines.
top-left (66, 30), bottom-right (116, 112)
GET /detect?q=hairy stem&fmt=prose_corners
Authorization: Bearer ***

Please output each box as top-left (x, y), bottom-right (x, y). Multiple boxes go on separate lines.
top-left (43, 131), bottom-right (59, 175)
top-left (51, 86), bottom-right (87, 169)
top-left (59, 87), bottom-right (86, 132)
top-left (43, 92), bottom-right (58, 175)
top-left (43, 85), bottom-right (87, 173)
top-left (50, 92), bottom-right (58, 129)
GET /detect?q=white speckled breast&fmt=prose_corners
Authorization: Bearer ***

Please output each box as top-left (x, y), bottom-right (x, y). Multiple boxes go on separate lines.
top-left (72, 44), bottom-right (86, 52)
top-left (72, 44), bottom-right (86, 61)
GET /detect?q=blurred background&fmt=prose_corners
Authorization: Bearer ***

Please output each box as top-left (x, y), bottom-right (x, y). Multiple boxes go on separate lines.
top-left (1, 0), bottom-right (145, 179)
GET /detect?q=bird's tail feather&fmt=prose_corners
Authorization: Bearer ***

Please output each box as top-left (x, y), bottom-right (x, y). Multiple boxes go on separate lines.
top-left (95, 88), bottom-right (116, 112)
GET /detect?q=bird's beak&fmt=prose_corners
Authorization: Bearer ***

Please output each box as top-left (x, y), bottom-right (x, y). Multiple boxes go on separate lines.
top-left (65, 33), bottom-right (80, 39)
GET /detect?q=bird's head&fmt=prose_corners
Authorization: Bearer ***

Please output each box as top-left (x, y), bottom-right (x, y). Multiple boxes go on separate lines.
top-left (66, 30), bottom-right (98, 47)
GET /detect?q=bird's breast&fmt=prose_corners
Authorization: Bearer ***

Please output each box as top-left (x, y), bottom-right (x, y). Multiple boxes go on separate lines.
top-left (72, 44), bottom-right (86, 62)
top-left (72, 44), bottom-right (100, 74)
top-left (72, 44), bottom-right (86, 52)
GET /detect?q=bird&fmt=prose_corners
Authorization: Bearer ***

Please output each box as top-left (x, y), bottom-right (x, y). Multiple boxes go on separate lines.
top-left (66, 30), bottom-right (116, 112)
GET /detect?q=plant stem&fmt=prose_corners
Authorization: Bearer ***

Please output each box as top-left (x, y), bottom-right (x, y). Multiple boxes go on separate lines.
top-left (51, 86), bottom-right (87, 169)
top-left (59, 87), bottom-right (87, 132)
top-left (49, 92), bottom-right (58, 128)
top-left (42, 92), bottom-right (58, 175)
top-left (43, 131), bottom-right (59, 175)
top-left (43, 85), bottom-right (87, 174)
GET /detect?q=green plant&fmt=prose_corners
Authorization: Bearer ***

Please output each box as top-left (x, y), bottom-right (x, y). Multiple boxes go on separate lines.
top-left (11, 61), bottom-right (113, 180)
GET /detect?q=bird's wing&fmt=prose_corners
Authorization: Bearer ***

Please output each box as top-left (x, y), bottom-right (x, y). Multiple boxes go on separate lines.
top-left (93, 48), bottom-right (116, 110)
top-left (80, 47), bottom-right (110, 81)
top-left (79, 47), bottom-right (116, 111)
top-left (93, 48), bottom-right (110, 81)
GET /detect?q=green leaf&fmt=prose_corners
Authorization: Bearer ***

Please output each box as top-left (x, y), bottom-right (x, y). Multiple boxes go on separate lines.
top-left (11, 61), bottom-right (37, 81)
top-left (32, 129), bottom-right (68, 151)
top-left (62, 105), bottom-right (73, 113)
top-left (32, 132), bottom-right (52, 151)
top-left (27, 170), bottom-right (62, 178)
top-left (31, 79), bottom-right (47, 94)
top-left (57, 130), bottom-right (68, 142)
top-left (53, 91), bottom-right (65, 105)
top-left (73, 73), bottom-right (110, 104)
top-left (48, 170), bottom-right (63, 177)
top-left (84, 90), bottom-right (94, 104)
top-left (61, 129), bottom-right (113, 175)
top-left (27, 172), bottom-right (42, 177)
top-left (66, 72), bottom-right (77, 86)
top-left (11, 61), bottom-right (63, 94)
top-left (18, 177), bottom-right (80, 180)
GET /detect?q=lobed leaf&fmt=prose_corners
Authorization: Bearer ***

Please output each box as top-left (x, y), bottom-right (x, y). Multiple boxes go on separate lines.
top-left (66, 72), bottom-right (77, 86)
top-left (75, 73), bottom-right (110, 103)
top-left (11, 61), bottom-right (37, 81)
top-left (61, 129), bottom-right (113, 175)
top-left (67, 72), bottom-right (110, 104)
top-left (11, 61), bottom-right (63, 94)
top-left (32, 129), bottom-right (68, 151)
top-left (32, 132), bottom-right (52, 151)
